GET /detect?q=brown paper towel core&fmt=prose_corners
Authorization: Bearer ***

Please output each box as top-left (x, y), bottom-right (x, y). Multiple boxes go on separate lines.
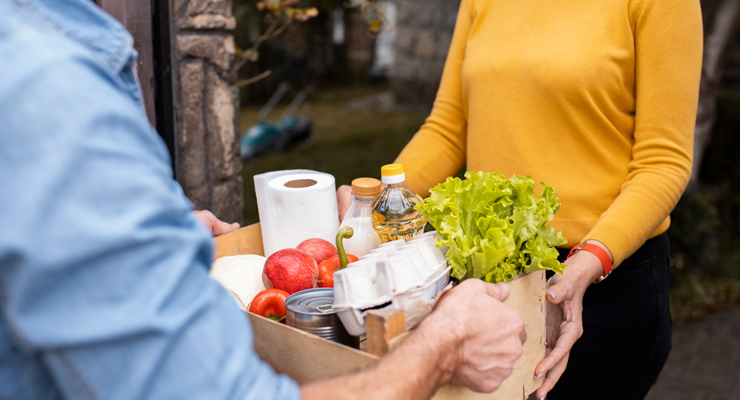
top-left (284, 179), bottom-right (317, 188)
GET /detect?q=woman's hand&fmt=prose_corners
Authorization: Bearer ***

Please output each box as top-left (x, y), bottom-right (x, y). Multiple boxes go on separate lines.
top-left (336, 184), bottom-right (353, 223)
top-left (193, 210), bottom-right (240, 236)
top-left (533, 243), bottom-right (607, 399)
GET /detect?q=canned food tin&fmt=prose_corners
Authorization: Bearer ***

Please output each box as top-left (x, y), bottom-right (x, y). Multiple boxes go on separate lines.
top-left (285, 288), bottom-right (359, 349)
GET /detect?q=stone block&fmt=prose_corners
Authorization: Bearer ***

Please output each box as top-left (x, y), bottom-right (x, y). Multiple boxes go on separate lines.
top-left (186, 185), bottom-right (211, 211)
top-left (174, 0), bottom-right (189, 15)
top-left (205, 66), bottom-right (241, 181)
top-left (177, 60), bottom-right (207, 193)
top-left (177, 33), bottom-right (235, 73)
top-left (179, 14), bottom-right (236, 30)
top-left (211, 176), bottom-right (244, 225)
top-left (185, 0), bottom-right (232, 17)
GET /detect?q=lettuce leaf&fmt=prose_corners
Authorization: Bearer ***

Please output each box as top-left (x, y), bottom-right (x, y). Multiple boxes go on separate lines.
top-left (415, 171), bottom-right (567, 283)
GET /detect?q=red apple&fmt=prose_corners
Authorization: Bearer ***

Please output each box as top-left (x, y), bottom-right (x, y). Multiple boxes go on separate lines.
top-left (262, 248), bottom-right (319, 294)
top-left (296, 238), bottom-right (337, 264)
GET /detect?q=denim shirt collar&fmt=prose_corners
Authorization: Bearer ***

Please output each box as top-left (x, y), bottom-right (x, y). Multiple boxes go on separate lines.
top-left (11, 0), bottom-right (134, 74)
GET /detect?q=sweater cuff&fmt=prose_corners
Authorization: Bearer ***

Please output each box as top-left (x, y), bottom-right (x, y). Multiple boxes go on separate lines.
top-left (583, 222), bottom-right (639, 268)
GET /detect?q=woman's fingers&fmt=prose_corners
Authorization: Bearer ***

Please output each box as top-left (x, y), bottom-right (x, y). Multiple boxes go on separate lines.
top-left (535, 320), bottom-right (580, 375)
top-left (535, 352), bottom-right (570, 399)
top-left (336, 185), bottom-right (353, 222)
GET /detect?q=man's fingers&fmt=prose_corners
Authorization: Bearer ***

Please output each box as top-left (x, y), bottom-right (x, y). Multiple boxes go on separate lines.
top-left (213, 221), bottom-right (240, 236)
top-left (482, 281), bottom-right (510, 302)
top-left (193, 210), bottom-right (240, 236)
top-left (519, 326), bottom-right (527, 344)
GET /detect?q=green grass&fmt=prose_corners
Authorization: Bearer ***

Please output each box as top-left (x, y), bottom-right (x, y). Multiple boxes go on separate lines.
top-left (240, 84), bottom-right (428, 225)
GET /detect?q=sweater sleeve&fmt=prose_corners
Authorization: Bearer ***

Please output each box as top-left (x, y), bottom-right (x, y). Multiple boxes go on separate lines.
top-left (585, 0), bottom-right (703, 266)
top-left (395, 0), bottom-right (473, 197)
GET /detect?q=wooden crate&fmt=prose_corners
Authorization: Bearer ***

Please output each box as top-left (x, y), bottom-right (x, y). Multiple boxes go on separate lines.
top-left (214, 224), bottom-right (545, 399)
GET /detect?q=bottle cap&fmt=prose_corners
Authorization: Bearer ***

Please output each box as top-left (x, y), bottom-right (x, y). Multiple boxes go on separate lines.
top-left (380, 164), bottom-right (406, 184)
top-left (351, 178), bottom-right (382, 197)
top-left (381, 164), bottom-right (404, 177)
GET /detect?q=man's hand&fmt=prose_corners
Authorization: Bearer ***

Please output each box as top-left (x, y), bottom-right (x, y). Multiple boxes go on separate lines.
top-left (193, 210), bottom-right (240, 236)
top-left (301, 279), bottom-right (525, 400)
top-left (424, 279), bottom-right (527, 393)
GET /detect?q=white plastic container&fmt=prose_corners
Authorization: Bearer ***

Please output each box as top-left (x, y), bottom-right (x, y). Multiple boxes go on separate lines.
top-left (339, 178), bottom-right (382, 257)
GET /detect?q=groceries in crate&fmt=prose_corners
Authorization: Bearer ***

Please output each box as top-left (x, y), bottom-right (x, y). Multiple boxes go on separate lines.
top-left (296, 237), bottom-right (337, 264)
top-left (316, 226), bottom-right (358, 288)
top-left (262, 248), bottom-right (319, 294)
top-left (371, 164), bottom-right (427, 243)
top-left (209, 254), bottom-right (267, 310)
top-left (333, 231), bottom-right (450, 336)
top-left (416, 171), bottom-right (567, 283)
top-left (248, 289), bottom-right (289, 322)
top-left (339, 177), bottom-right (382, 257)
top-left (285, 288), bottom-right (359, 349)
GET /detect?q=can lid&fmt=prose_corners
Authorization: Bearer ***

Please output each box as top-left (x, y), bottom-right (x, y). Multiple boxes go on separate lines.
top-left (381, 164), bottom-right (405, 177)
top-left (285, 288), bottom-right (336, 315)
top-left (351, 177), bottom-right (381, 197)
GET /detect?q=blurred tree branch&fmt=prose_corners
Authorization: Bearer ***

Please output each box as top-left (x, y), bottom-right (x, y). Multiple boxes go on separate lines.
top-left (233, 0), bottom-right (386, 87)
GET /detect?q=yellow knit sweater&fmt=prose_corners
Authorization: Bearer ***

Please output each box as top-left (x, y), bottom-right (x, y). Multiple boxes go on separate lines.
top-left (396, 0), bottom-right (703, 266)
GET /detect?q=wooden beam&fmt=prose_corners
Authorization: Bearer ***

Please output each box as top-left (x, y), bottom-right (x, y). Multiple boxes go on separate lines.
top-left (365, 308), bottom-right (407, 357)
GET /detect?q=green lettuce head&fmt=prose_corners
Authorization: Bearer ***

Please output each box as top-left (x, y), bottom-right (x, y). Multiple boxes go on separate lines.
top-left (415, 171), bottom-right (567, 283)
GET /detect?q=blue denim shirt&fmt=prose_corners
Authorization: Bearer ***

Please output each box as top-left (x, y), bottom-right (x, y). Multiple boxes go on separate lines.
top-left (0, 1), bottom-right (300, 399)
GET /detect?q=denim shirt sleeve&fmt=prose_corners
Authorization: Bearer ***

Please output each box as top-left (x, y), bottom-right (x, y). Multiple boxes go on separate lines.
top-left (0, 29), bottom-right (300, 400)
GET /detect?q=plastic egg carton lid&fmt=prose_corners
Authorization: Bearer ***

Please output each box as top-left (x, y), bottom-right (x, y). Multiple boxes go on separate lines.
top-left (332, 258), bottom-right (391, 311)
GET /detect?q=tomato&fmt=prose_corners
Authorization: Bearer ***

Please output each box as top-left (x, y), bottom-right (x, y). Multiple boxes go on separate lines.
top-left (248, 288), bottom-right (290, 321)
top-left (317, 254), bottom-right (358, 287)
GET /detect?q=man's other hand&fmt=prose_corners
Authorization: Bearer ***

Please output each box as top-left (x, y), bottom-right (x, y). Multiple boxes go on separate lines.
top-left (193, 210), bottom-right (240, 236)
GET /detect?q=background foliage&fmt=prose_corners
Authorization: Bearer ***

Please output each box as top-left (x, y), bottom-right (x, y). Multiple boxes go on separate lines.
top-left (233, 0), bottom-right (740, 324)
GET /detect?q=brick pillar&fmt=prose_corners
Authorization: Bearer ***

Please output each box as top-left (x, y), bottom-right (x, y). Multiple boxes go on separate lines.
top-left (173, 0), bottom-right (243, 225)
top-left (390, 0), bottom-right (459, 106)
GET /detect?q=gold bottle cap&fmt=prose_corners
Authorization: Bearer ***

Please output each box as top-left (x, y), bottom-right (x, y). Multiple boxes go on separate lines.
top-left (351, 177), bottom-right (382, 197)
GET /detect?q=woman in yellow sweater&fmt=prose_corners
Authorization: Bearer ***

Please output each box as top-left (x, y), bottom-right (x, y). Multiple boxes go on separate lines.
top-left (340, 0), bottom-right (703, 398)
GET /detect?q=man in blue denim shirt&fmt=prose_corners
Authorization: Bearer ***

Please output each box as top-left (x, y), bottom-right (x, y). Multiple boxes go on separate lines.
top-left (0, 1), bottom-right (527, 399)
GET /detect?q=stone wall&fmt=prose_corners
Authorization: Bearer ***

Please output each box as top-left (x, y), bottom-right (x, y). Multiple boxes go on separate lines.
top-left (390, 0), bottom-right (460, 106)
top-left (174, 0), bottom-right (244, 224)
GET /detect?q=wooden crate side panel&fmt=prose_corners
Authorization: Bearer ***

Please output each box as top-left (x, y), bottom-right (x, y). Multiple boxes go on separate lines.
top-left (214, 223), bottom-right (265, 258)
top-left (248, 313), bottom-right (379, 384)
top-left (497, 270), bottom-right (547, 399)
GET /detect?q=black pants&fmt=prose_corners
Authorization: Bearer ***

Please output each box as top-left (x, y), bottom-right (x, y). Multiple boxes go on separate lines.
top-left (546, 233), bottom-right (672, 400)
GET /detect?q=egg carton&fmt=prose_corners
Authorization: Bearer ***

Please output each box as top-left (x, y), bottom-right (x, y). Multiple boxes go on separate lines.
top-left (333, 231), bottom-right (450, 337)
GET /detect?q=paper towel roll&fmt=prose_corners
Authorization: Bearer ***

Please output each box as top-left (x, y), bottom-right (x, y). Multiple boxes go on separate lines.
top-left (255, 170), bottom-right (340, 256)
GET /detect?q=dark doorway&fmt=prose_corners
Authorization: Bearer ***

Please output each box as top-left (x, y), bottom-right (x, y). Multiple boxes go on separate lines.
top-left (96, 0), bottom-right (178, 175)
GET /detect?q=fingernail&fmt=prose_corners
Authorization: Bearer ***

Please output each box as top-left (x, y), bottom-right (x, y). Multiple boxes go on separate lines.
top-left (547, 290), bottom-right (557, 301)
top-left (535, 372), bottom-right (545, 379)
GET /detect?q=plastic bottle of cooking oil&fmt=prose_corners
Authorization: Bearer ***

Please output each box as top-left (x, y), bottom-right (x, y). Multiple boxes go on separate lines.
top-left (339, 178), bottom-right (382, 257)
top-left (371, 164), bottom-right (427, 243)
